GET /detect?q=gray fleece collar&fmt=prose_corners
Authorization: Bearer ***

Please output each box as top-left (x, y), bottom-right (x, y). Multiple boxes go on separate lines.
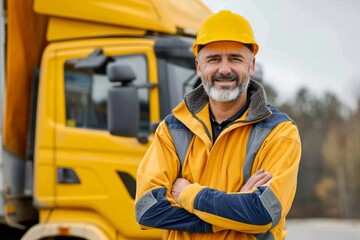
top-left (184, 80), bottom-right (271, 121)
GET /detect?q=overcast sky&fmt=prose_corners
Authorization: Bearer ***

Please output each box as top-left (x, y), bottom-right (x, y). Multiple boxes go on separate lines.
top-left (201, 0), bottom-right (360, 109)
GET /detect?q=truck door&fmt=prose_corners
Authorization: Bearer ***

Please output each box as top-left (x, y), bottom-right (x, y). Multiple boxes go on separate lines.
top-left (48, 38), bottom-right (161, 239)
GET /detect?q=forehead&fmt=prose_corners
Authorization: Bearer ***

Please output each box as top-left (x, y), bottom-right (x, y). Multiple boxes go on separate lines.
top-left (200, 41), bottom-right (250, 56)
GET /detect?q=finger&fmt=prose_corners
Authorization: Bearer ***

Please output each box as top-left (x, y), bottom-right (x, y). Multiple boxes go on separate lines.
top-left (240, 171), bottom-right (272, 192)
top-left (252, 172), bottom-right (272, 188)
top-left (244, 169), bottom-right (267, 186)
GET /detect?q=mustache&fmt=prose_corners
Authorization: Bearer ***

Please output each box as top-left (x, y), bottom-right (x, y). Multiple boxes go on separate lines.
top-left (211, 73), bottom-right (239, 82)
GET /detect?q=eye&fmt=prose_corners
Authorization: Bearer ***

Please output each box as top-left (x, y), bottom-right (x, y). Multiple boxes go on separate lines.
top-left (207, 58), bottom-right (219, 63)
top-left (230, 57), bottom-right (243, 62)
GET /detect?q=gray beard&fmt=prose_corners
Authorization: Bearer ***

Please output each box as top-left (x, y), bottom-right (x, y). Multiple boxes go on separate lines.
top-left (203, 77), bottom-right (249, 102)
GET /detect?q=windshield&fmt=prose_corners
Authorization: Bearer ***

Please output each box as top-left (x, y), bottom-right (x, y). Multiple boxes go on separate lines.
top-left (155, 36), bottom-right (202, 118)
top-left (166, 58), bottom-right (201, 110)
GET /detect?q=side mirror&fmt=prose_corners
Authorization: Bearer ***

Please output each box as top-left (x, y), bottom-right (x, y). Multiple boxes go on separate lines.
top-left (107, 62), bottom-right (157, 143)
top-left (107, 62), bottom-right (139, 138)
top-left (107, 86), bottom-right (139, 138)
top-left (107, 61), bottom-right (136, 84)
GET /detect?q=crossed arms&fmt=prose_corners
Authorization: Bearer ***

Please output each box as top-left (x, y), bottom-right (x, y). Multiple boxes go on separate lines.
top-left (135, 121), bottom-right (301, 233)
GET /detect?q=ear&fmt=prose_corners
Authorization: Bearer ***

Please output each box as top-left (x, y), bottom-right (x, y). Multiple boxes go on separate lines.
top-left (249, 57), bottom-right (256, 76)
top-left (195, 58), bottom-right (202, 77)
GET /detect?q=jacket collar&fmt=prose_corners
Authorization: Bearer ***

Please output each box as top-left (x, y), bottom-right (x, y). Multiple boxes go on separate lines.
top-left (183, 79), bottom-right (271, 122)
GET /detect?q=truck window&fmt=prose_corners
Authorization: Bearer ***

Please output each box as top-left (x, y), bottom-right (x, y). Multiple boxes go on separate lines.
top-left (166, 58), bottom-right (200, 110)
top-left (64, 54), bottom-right (149, 131)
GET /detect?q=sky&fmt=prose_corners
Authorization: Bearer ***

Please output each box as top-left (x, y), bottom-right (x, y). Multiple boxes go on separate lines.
top-left (201, 0), bottom-right (360, 109)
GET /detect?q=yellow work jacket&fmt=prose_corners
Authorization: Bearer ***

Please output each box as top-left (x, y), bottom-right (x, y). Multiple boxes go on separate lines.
top-left (136, 80), bottom-right (301, 240)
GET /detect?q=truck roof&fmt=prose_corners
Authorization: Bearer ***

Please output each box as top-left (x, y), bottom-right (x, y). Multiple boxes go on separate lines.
top-left (34, 0), bottom-right (212, 41)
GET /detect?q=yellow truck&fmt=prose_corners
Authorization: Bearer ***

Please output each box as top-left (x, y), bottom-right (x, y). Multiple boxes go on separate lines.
top-left (0, 0), bottom-right (211, 239)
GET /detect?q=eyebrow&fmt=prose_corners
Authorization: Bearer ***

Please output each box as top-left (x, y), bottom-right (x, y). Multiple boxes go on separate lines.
top-left (205, 54), bottom-right (221, 59)
top-left (228, 53), bottom-right (245, 59)
top-left (205, 53), bottom-right (245, 59)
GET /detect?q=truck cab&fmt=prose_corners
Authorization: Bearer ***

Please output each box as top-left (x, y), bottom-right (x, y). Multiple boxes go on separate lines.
top-left (0, 0), bottom-right (211, 239)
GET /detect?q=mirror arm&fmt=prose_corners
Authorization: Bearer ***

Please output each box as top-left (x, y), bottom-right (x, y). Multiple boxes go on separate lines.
top-left (135, 83), bottom-right (158, 89)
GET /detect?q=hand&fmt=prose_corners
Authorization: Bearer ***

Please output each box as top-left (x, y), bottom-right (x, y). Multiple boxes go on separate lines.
top-left (240, 169), bottom-right (272, 192)
top-left (171, 178), bottom-right (191, 203)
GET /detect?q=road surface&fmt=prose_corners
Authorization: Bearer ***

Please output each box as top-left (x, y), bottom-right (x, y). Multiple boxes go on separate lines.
top-left (2, 218), bottom-right (360, 239)
top-left (286, 218), bottom-right (360, 240)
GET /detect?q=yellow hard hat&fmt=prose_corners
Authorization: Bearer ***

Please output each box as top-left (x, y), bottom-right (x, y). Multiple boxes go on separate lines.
top-left (193, 10), bottom-right (259, 57)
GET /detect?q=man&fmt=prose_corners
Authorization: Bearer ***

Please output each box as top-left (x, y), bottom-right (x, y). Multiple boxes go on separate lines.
top-left (135, 10), bottom-right (301, 240)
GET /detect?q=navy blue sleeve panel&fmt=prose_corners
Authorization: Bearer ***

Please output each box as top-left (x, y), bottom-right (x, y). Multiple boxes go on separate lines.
top-left (136, 187), bottom-right (213, 233)
top-left (194, 186), bottom-right (276, 226)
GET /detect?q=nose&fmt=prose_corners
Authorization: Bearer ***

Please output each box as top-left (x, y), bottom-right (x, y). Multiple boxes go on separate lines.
top-left (218, 60), bottom-right (231, 76)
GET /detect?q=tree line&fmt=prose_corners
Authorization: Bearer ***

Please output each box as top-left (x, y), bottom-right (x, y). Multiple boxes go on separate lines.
top-left (264, 82), bottom-right (360, 218)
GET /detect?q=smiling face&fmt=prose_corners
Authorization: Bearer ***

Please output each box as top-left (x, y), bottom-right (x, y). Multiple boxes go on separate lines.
top-left (196, 41), bottom-right (256, 103)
